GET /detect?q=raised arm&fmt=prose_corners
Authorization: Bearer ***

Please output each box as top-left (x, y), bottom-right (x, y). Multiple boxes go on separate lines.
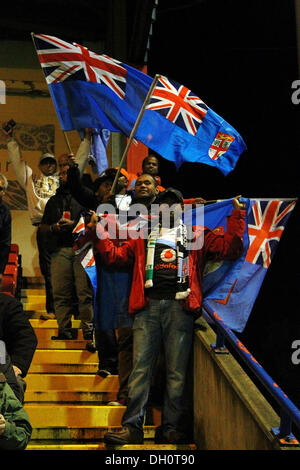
top-left (74, 128), bottom-right (92, 175)
top-left (3, 124), bottom-right (31, 190)
top-left (204, 196), bottom-right (246, 261)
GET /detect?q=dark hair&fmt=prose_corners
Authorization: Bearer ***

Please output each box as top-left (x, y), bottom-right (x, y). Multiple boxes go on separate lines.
top-left (137, 172), bottom-right (158, 187)
top-left (93, 175), bottom-right (113, 192)
top-left (142, 154), bottom-right (160, 170)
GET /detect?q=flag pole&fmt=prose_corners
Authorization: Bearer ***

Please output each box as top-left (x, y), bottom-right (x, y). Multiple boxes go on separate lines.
top-left (111, 73), bottom-right (161, 195)
top-left (63, 131), bottom-right (73, 154)
top-left (31, 32), bottom-right (73, 154)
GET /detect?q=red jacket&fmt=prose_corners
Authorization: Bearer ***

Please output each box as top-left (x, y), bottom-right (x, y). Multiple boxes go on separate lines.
top-left (93, 209), bottom-right (246, 317)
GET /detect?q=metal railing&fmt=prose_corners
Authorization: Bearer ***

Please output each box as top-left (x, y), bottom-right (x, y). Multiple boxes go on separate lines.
top-left (202, 301), bottom-right (300, 447)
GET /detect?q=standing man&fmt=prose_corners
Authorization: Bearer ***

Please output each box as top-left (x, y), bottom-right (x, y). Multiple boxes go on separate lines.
top-left (39, 166), bottom-right (94, 340)
top-left (0, 174), bottom-right (11, 289)
top-left (68, 165), bottom-right (134, 377)
top-left (74, 173), bottom-right (160, 396)
top-left (93, 188), bottom-right (246, 445)
top-left (3, 122), bottom-right (91, 319)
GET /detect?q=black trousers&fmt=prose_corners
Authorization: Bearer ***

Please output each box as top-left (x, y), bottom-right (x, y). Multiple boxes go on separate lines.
top-left (36, 226), bottom-right (54, 313)
top-left (116, 327), bottom-right (133, 403)
top-left (94, 328), bottom-right (118, 374)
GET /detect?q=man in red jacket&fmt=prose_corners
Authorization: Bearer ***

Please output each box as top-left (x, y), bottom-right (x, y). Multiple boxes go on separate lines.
top-left (94, 187), bottom-right (246, 444)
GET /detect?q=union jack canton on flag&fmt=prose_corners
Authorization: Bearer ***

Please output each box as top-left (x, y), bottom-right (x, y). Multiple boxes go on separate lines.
top-left (32, 33), bottom-right (246, 175)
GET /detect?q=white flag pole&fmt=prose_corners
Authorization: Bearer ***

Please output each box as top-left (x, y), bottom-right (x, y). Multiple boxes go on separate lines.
top-left (111, 73), bottom-right (161, 195)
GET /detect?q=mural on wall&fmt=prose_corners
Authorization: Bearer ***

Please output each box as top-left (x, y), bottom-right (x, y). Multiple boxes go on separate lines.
top-left (0, 122), bottom-right (55, 210)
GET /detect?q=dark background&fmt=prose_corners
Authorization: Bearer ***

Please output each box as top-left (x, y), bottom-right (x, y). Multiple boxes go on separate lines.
top-left (1, 0), bottom-right (299, 421)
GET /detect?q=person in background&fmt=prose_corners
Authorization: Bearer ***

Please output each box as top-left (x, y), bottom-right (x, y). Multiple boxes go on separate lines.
top-left (0, 367), bottom-right (32, 450)
top-left (3, 122), bottom-right (92, 320)
top-left (67, 165), bottom-right (132, 377)
top-left (0, 292), bottom-right (37, 404)
top-left (127, 153), bottom-right (165, 192)
top-left (0, 174), bottom-right (11, 289)
top-left (39, 167), bottom-right (94, 341)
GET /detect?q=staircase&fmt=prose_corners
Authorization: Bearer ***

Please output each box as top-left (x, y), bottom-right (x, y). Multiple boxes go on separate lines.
top-left (22, 280), bottom-right (196, 451)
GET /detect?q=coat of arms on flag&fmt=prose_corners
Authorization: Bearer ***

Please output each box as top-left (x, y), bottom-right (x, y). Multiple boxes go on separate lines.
top-left (208, 132), bottom-right (235, 161)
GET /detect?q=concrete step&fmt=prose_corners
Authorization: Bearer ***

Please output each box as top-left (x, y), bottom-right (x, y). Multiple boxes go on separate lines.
top-left (28, 363), bottom-right (99, 374)
top-left (21, 288), bottom-right (46, 297)
top-left (37, 340), bottom-right (90, 350)
top-left (26, 373), bottom-right (118, 391)
top-left (25, 404), bottom-right (162, 428)
top-left (23, 301), bottom-right (47, 311)
top-left (30, 425), bottom-right (156, 440)
top-left (22, 294), bottom-right (46, 302)
top-left (24, 390), bottom-right (118, 403)
top-left (30, 349), bottom-right (98, 365)
top-left (26, 442), bottom-right (196, 450)
top-left (31, 325), bottom-right (85, 340)
top-left (24, 404), bottom-right (125, 427)
top-left (30, 319), bottom-right (81, 329)
top-left (29, 320), bottom-right (90, 349)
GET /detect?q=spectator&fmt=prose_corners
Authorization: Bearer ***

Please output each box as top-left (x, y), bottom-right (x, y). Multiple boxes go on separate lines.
top-left (3, 122), bottom-right (91, 320)
top-left (67, 163), bottom-right (132, 212)
top-left (93, 189), bottom-right (246, 445)
top-left (127, 153), bottom-right (165, 192)
top-left (0, 174), bottom-right (11, 289)
top-left (39, 167), bottom-right (94, 340)
top-left (68, 165), bottom-right (132, 377)
top-left (75, 173), bottom-right (160, 398)
top-left (0, 293), bottom-right (37, 404)
top-left (0, 363), bottom-right (32, 450)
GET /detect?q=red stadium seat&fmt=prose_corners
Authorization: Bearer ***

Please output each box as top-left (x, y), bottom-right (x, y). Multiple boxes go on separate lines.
top-left (10, 244), bottom-right (19, 254)
top-left (8, 252), bottom-right (18, 266)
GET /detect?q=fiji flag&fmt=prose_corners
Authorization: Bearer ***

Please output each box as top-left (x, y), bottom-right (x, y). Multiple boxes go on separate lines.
top-left (32, 33), bottom-right (246, 176)
top-left (184, 198), bottom-right (251, 303)
top-left (203, 199), bottom-right (296, 332)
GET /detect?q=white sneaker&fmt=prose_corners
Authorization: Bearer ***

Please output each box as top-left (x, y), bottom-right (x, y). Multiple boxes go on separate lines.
top-left (107, 400), bottom-right (125, 406)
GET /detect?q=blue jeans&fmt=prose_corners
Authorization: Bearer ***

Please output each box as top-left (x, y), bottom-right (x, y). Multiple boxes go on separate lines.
top-left (122, 298), bottom-right (194, 433)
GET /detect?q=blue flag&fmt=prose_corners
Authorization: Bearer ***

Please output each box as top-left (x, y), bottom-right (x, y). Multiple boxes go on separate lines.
top-left (202, 199), bottom-right (296, 332)
top-left (184, 198), bottom-right (251, 303)
top-left (33, 34), bottom-right (246, 175)
top-left (88, 128), bottom-right (110, 175)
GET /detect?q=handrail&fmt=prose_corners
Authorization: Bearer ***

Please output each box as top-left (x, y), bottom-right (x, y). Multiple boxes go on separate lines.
top-left (202, 301), bottom-right (300, 446)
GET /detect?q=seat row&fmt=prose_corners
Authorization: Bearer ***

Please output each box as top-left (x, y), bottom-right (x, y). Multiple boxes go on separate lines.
top-left (1, 244), bottom-right (22, 299)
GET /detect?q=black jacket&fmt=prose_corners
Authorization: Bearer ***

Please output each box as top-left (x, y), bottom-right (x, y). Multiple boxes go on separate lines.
top-left (0, 293), bottom-right (37, 377)
top-left (67, 165), bottom-right (97, 211)
top-left (41, 185), bottom-right (86, 252)
top-left (0, 200), bottom-right (11, 274)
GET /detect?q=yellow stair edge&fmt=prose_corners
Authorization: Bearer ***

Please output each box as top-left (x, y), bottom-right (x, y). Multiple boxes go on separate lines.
top-left (26, 373), bottom-right (118, 391)
top-left (31, 349), bottom-right (98, 364)
top-left (30, 425), bottom-right (156, 440)
top-left (30, 319), bottom-right (82, 328)
top-left (23, 303), bottom-right (48, 311)
top-left (24, 404), bottom-right (126, 427)
top-left (28, 364), bottom-right (99, 373)
top-left (36, 340), bottom-right (89, 349)
top-left (22, 295), bottom-right (47, 301)
top-left (26, 442), bottom-right (197, 450)
top-left (24, 390), bottom-right (118, 402)
top-left (22, 289), bottom-right (45, 295)
top-left (24, 405), bottom-right (161, 428)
